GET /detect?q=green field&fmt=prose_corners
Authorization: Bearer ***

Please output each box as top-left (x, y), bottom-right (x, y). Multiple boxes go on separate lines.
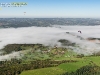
top-left (20, 67), bottom-right (66, 75)
top-left (58, 56), bottom-right (100, 72)
top-left (20, 56), bottom-right (100, 75)
top-left (18, 44), bottom-right (100, 75)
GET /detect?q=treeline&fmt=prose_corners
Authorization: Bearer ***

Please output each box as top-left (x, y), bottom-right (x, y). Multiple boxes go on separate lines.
top-left (1, 44), bottom-right (43, 54)
top-left (62, 65), bottom-right (100, 75)
top-left (0, 59), bottom-right (77, 75)
top-left (1, 18), bottom-right (100, 28)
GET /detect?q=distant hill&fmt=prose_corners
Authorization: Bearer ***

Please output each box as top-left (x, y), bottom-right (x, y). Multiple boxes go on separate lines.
top-left (0, 18), bottom-right (100, 28)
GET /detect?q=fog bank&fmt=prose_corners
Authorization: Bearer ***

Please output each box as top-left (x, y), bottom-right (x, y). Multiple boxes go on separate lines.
top-left (0, 25), bottom-right (100, 60)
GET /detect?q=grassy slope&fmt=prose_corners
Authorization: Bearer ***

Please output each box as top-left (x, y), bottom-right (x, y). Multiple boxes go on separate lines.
top-left (3, 44), bottom-right (100, 75)
top-left (58, 56), bottom-right (100, 72)
top-left (20, 56), bottom-right (100, 75)
top-left (20, 67), bottom-right (66, 75)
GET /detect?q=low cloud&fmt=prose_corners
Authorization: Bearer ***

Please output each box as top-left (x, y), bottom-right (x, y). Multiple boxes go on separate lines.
top-left (0, 51), bottom-right (23, 61)
top-left (0, 25), bottom-right (100, 60)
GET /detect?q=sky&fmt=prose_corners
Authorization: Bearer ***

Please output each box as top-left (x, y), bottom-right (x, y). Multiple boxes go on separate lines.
top-left (0, 0), bottom-right (100, 18)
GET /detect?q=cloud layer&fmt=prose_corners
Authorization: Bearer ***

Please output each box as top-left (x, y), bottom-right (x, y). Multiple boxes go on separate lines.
top-left (0, 25), bottom-right (100, 60)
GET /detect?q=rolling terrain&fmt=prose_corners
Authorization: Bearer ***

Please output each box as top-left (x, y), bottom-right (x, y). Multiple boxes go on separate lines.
top-left (0, 25), bottom-right (100, 75)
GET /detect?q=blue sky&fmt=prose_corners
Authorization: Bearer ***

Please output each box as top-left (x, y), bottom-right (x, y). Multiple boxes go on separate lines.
top-left (0, 0), bottom-right (100, 18)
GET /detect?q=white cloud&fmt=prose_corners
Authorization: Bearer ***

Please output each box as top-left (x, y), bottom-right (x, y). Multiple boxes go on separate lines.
top-left (0, 25), bottom-right (100, 60)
